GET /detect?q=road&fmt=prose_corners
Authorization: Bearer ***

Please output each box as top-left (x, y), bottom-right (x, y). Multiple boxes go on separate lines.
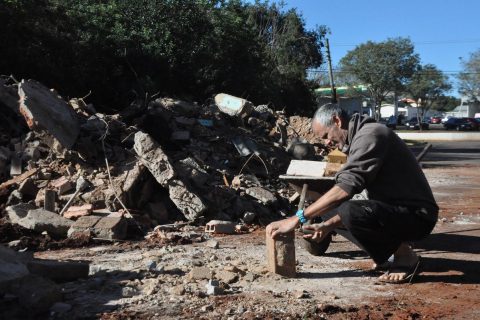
top-left (410, 141), bottom-right (480, 166)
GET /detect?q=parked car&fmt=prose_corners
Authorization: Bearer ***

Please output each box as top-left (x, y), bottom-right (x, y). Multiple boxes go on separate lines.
top-left (462, 117), bottom-right (480, 130)
top-left (430, 116), bottom-right (442, 124)
top-left (441, 115), bottom-right (453, 124)
top-left (443, 117), bottom-right (474, 131)
top-left (405, 117), bottom-right (429, 130)
top-left (386, 115), bottom-right (397, 129)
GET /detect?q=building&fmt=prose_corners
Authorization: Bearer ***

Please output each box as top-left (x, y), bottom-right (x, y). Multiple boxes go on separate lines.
top-left (315, 86), bottom-right (372, 116)
top-left (445, 98), bottom-right (480, 118)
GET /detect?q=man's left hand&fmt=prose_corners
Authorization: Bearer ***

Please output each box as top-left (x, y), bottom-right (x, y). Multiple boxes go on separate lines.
top-left (266, 216), bottom-right (299, 239)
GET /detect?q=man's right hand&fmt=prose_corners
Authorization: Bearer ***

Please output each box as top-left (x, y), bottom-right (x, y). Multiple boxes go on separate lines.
top-left (302, 223), bottom-right (330, 243)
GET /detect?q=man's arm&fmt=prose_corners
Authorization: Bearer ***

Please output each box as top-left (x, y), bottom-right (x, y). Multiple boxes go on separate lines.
top-left (268, 185), bottom-right (349, 239)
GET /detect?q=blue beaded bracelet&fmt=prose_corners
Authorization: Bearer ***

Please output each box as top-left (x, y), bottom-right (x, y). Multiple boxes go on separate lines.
top-left (296, 209), bottom-right (307, 224)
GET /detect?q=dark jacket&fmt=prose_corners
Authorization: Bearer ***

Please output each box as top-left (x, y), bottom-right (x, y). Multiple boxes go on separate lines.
top-left (335, 115), bottom-right (438, 215)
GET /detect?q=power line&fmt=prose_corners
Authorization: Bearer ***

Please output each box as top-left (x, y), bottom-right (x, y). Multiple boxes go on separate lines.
top-left (331, 39), bottom-right (480, 47)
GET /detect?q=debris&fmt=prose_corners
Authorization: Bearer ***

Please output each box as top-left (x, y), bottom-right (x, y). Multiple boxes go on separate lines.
top-left (68, 216), bottom-right (101, 237)
top-left (242, 211), bottom-right (256, 224)
top-left (188, 267), bottom-right (213, 280)
top-left (214, 93), bottom-right (253, 118)
top-left (64, 204), bottom-right (93, 219)
top-left (59, 176), bottom-right (90, 216)
top-left (205, 220), bottom-right (235, 234)
top-left (216, 270), bottom-right (238, 284)
top-left (51, 176), bottom-right (74, 195)
top-left (17, 209), bottom-right (73, 237)
top-left (205, 239), bottom-right (219, 249)
top-left (285, 160), bottom-right (327, 177)
top-left (205, 279), bottom-right (223, 296)
top-left (0, 168), bottom-right (38, 192)
top-left (18, 79), bottom-right (80, 148)
top-left (43, 189), bottom-right (56, 212)
top-left (168, 180), bottom-right (206, 221)
top-left (6, 203), bottom-right (36, 224)
top-left (246, 187), bottom-right (277, 205)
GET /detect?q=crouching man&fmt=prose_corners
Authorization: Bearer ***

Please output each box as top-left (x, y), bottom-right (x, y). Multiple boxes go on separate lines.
top-left (267, 104), bottom-right (438, 283)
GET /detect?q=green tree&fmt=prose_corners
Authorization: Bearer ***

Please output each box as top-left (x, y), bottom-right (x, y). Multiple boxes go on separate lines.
top-left (458, 50), bottom-right (480, 102)
top-left (406, 64), bottom-right (451, 121)
top-left (430, 95), bottom-right (460, 112)
top-left (339, 38), bottom-right (419, 119)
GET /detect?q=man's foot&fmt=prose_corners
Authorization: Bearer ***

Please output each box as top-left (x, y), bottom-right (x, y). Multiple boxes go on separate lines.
top-left (378, 243), bottom-right (420, 283)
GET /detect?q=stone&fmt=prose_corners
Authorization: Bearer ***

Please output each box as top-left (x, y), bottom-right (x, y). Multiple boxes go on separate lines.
top-left (205, 279), bottom-right (223, 296)
top-left (214, 93), bottom-right (253, 117)
top-left (152, 97), bottom-right (199, 115)
top-left (216, 270), bottom-right (238, 284)
top-left (43, 189), bottom-right (56, 212)
top-left (167, 180), bottom-right (206, 221)
top-left (246, 187), bottom-right (277, 205)
top-left (6, 203), bottom-right (36, 224)
top-left (205, 220), bottom-right (235, 234)
top-left (18, 80), bottom-right (79, 148)
top-left (205, 239), bottom-right (219, 249)
top-left (266, 230), bottom-right (296, 278)
top-left (133, 131), bottom-right (175, 187)
top-left (171, 284), bottom-right (186, 296)
top-left (293, 290), bottom-right (309, 299)
top-left (188, 267), bottom-right (213, 281)
top-left (243, 272), bottom-right (257, 282)
top-left (18, 209), bottom-right (73, 237)
top-left (27, 259), bottom-right (89, 282)
top-left (242, 211), bottom-right (256, 224)
top-left (67, 215), bottom-right (101, 237)
top-left (285, 160), bottom-right (327, 178)
top-left (50, 302), bottom-right (72, 313)
top-left (93, 216), bottom-right (127, 240)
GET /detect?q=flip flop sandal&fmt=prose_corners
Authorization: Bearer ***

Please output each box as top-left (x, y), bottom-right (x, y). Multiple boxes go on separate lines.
top-left (371, 261), bottom-right (392, 272)
top-left (377, 258), bottom-right (421, 284)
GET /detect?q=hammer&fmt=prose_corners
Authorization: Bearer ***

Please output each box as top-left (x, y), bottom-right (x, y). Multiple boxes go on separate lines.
top-left (59, 176), bottom-right (89, 216)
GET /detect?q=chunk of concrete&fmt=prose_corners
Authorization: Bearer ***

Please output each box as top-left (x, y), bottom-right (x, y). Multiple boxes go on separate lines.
top-left (188, 267), bottom-right (213, 280)
top-left (214, 93), bottom-right (253, 117)
top-left (67, 215), bottom-right (101, 237)
top-left (93, 216), bottom-right (127, 240)
top-left (18, 80), bottom-right (79, 148)
top-left (6, 203), bottom-right (36, 224)
top-left (18, 209), bottom-right (73, 237)
top-left (168, 180), bottom-right (206, 221)
top-left (246, 187), bottom-right (277, 205)
top-left (133, 131), bottom-right (175, 187)
top-left (285, 160), bottom-right (327, 178)
top-left (18, 177), bottom-right (38, 197)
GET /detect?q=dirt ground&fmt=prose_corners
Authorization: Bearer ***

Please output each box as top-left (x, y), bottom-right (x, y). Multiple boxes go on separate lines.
top-left (25, 165), bottom-right (480, 319)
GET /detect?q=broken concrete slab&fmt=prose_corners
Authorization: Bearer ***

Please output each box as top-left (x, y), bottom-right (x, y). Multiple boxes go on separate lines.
top-left (168, 180), bottom-right (206, 221)
top-left (214, 93), bottom-right (253, 117)
top-left (5, 202), bottom-right (36, 224)
top-left (18, 79), bottom-right (80, 148)
top-left (93, 216), bottom-right (127, 240)
top-left (246, 187), bottom-right (277, 205)
top-left (134, 131), bottom-right (175, 187)
top-left (68, 216), bottom-right (101, 237)
top-left (18, 209), bottom-right (73, 237)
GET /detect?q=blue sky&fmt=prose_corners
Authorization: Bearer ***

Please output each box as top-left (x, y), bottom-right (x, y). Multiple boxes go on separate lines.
top-left (276, 0), bottom-right (480, 94)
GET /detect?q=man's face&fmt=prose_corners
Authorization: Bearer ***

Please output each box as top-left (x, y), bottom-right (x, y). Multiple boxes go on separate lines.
top-left (312, 118), bottom-right (348, 149)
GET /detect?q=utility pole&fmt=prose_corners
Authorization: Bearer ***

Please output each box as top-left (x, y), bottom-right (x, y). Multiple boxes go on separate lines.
top-left (325, 38), bottom-right (337, 104)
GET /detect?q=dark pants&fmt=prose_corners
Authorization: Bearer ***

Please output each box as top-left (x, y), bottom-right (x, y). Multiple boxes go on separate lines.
top-left (321, 200), bottom-right (437, 264)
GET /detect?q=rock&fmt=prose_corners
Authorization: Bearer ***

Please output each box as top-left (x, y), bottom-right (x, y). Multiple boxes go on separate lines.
top-left (216, 270), bottom-right (238, 284)
top-left (18, 209), bottom-right (73, 237)
top-left (171, 284), bottom-right (186, 296)
top-left (67, 215), bottom-right (101, 237)
top-left (205, 239), bottom-right (219, 249)
top-left (243, 272), bottom-right (257, 282)
top-left (6, 203), bottom-right (36, 224)
top-left (188, 267), bottom-right (213, 281)
top-left (50, 302), bottom-right (72, 313)
top-left (201, 305), bottom-right (214, 312)
top-left (18, 178), bottom-right (38, 197)
top-left (18, 80), bottom-right (79, 148)
top-left (205, 220), bottom-right (235, 234)
top-left (92, 216), bottom-right (127, 240)
top-left (242, 211), bottom-right (256, 224)
top-left (167, 180), bottom-right (206, 221)
top-left (121, 286), bottom-right (138, 297)
top-left (205, 279), bottom-right (223, 296)
top-left (214, 93), bottom-right (253, 118)
top-left (152, 97), bottom-right (199, 115)
top-left (293, 290), bottom-right (309, 299)
top-left (246, 187), bottom-right (277, 205)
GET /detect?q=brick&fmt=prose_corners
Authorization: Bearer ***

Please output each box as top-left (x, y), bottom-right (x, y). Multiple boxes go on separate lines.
top-left (205, 220), bottom-right (235, 234)
top-left (64, 204), bottom-right (93, 220)
top-left (266, 230), bottom-right (296, 278)
top-left (51, 176), bottom-right (73, 195)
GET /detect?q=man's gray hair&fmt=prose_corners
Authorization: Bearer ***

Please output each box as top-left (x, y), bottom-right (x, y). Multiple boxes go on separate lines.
top-left (313, 103), bottom-right (348, 127)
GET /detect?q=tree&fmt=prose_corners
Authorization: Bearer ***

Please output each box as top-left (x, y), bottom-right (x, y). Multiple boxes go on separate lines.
top-left (339, 38), bottom-right (419, 119)
top-left (430, 95), bottom-right (460, 112)
top-left (406, 64), bottom-right (451, 121)
top-left (458, 50), bottom-right (480, 102)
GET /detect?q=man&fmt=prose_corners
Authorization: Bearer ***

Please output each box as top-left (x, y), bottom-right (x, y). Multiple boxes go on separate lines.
top-left (267, 103), bottom-right (438, 283)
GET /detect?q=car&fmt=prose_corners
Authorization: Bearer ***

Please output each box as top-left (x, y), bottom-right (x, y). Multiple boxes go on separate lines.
top-left (443, 117), bottom-right (474, 131)
top-left (386, 115), bottom-right (397, 129)
top-left (430, 116), bottom-right (442, 124)
top-left (441, 115), bottom-right (453, 124)
top-left (405, 117), bottom-right (429, 130)
top-left (462, 117), bottom-right (480, 130)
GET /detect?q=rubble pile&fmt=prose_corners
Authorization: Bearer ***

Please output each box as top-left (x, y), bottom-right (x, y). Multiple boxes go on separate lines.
top-left (0, 79), bottom-right (330, 247)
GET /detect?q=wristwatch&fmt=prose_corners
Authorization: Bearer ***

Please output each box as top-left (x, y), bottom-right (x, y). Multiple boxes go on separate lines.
top-left (295, 209), bottom-right (307, 224)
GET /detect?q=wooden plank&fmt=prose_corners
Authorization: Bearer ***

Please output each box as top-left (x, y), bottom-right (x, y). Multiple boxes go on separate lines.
top-left (0, 168), bottom-right (38, 191)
